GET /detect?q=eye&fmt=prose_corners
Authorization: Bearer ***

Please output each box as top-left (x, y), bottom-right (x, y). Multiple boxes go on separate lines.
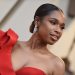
top-left (60, 24), bottom-right (65, 30)
top-left (60, 26), bottom-right (65, 30)
top-left (49, 20), bottom-right (58, 25)
top-left (61, 26), bottom-right (65, 30)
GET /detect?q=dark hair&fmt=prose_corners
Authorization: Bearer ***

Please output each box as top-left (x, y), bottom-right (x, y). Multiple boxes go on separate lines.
top-left (30, 3), bottom-right (63, 33)
top-left (62, 58), bottom-right (70, 65)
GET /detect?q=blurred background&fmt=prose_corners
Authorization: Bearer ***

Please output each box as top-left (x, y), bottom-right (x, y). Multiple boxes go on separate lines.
top-left (0, 0), bottom-right (75, 75)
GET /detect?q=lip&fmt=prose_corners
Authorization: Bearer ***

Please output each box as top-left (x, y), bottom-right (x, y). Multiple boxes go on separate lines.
top-left (49, 34), bottom-right (59, 41)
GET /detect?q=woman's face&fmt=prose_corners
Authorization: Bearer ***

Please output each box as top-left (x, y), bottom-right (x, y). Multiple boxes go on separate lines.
top-left (37, 10), bottom-right (65, 45)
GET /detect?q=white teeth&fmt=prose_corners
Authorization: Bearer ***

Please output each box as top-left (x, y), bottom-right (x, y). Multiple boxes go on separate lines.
top-left (51, 36), bottom-right (56, 39)
top-left (49, 33), bottom-right (58, 41)
top-left (50, 35), bottom-right (58, 40)
top-left (52, 36), bottom-right (57, 40)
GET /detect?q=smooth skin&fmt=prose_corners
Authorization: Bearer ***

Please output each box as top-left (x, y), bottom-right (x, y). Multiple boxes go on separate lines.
top-left (11, 10), bottom-right (65, 75)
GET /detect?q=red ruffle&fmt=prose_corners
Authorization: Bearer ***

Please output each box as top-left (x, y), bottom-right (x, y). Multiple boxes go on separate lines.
top-left (0, 29), bottom-right (18, 75)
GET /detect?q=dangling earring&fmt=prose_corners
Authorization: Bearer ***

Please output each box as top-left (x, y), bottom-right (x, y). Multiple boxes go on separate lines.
top-left (33, 21), bottom-right (38, 33)
top-left (33, 24), bottom-right (38, 33)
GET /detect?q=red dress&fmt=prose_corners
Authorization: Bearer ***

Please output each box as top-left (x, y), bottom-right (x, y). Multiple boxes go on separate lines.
top-left (0, 29), bottom-right (46, 75)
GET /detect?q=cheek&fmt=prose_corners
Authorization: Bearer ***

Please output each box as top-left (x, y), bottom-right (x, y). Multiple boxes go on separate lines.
top-left (44, 22), bottom-right (54, 32)
top-left (60, 31), bottom-right (63, 38)
top-left (38, 26), bottom-right (49, 40)
top-left (38, 21), bottom-right (54, 40)
top-left (39, 23), bottom-right (53, 37)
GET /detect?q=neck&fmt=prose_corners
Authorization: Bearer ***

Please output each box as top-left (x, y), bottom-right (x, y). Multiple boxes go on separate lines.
top-left (26, 32), bottom-right (48, 51)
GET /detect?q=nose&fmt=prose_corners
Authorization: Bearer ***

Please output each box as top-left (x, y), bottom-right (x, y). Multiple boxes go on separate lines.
top-left (54, 26), bottom-right (62, 35)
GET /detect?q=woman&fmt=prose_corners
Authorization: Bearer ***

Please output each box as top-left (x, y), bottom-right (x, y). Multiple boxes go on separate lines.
top-left (0, 3), bottom-right (65, 75)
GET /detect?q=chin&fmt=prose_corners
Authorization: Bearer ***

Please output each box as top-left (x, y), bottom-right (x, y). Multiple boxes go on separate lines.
top-left (47, 40), bottom-right (58, 45)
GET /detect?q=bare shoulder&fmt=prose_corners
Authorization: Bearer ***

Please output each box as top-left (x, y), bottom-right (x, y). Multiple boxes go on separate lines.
top-left (53, 56), bottom-right (65, 69)
top-left (48, 51), bottom-right (65, 67)
top-left (12, 41), bottom-right (25, 52)
top-left (52, 56), bottom-right (65, 75)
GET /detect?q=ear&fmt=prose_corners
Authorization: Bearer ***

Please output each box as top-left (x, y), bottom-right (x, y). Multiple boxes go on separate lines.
top-left (34, 16), bottom-right (41, 27)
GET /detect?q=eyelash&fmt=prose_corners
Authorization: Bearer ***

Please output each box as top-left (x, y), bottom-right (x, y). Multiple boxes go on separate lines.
top-left (49, 20), bottom-right (57, 25)
top-left (49, 20), bottom-right (65, 29)
top-left (61, 26), bottom-right (65, 29)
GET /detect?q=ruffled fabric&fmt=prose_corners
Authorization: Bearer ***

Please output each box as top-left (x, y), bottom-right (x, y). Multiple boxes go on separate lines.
top-left (0, 29), bottom-right (18, 75)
